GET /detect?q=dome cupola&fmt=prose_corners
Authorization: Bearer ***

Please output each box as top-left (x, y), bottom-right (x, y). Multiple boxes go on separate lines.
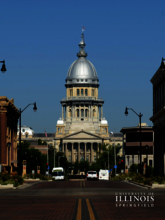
top-left (66, 33), bottom-right (99, 86)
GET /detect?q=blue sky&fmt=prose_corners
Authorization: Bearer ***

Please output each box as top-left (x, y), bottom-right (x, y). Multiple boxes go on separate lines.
top-left (0, 0), bottom-right (165, 133)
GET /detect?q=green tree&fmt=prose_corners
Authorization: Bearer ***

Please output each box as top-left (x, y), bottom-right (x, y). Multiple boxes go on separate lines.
top-left (96, 143), bottom-right (122, 174)
top-left (18, 141), bottom-right (47, 174)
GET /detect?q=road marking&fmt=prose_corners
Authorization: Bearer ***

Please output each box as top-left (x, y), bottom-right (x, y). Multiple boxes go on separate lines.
top-left (86, 199), bottom-right (95, 220)
top-left (76, 199), bottom-right (81, 220)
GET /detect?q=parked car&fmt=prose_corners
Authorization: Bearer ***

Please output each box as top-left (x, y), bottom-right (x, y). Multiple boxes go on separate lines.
top-left (86, 171), bottom-right (98, 180)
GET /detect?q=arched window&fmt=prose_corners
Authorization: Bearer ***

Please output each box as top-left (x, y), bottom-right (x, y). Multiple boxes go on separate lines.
top-left (85, 109), bottom-right (88, 117)
top-left (77, 109), bottom-right (79, 117)
top-left (92, 89), bottom-right (95, 96)
top-left (81, 89), bottom-right (84, 96)
top-left (77, 89), bottom-right (79, 96)
top-left (25, 133), bottom-right (28, 138)
top-left (70, 89), bottom-right (73, 96)
top-left (81, 109), bottom-right (84, 117)
top-left (85, 89), bottom-right (88, 96)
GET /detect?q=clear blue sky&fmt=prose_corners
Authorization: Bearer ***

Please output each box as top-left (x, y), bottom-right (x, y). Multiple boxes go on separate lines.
top-left (1, 0), bottom-right (165, 133)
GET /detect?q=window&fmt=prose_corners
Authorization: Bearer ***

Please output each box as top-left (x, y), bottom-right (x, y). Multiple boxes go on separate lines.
top-left (81, 109), bottom-right (84, 117)
top-left (85, 79), bottom-right (88, 82)
top-left (77, 80), bottom-right (79, 82)
top-left (92, 89), bottom-right (95, 96)
top-left (85, 89), bottom-right (88, 96)
top-left (81, 79), bottom-right (83, 82)
top-left (22, 129), bottom-right (25, 132)
top-left (77, 109), bottom-right (79, 117)
top-left (85, 109), bottom-right (88, 117)
top-left (81, 89), bottom-right (84, 96)
top-left (105, 128), bottom-right (107, 133)
top-left (149, 160), bottom-right (152, 167)
top-left (68, 156), bottom-right (71, 162)
top-left (25, 134), bottom-right (28, 138)
top-left (94, 156), bottom-right (96, 162)
top-left (77, 89), bottom-right (79, 96)
top-left (86, 155), bottom-right (89, 161)
top-left (70, 89), bottom-right (73, 96)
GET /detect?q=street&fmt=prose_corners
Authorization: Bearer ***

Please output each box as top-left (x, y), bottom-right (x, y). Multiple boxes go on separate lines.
top-left (0, 180), bottom-right (165, 220)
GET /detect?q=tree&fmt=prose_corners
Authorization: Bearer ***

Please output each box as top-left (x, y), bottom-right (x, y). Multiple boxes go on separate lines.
top-left (96, 143), bottom-right (122, 174)
top-left (18, 141), bottom-right (47, 174)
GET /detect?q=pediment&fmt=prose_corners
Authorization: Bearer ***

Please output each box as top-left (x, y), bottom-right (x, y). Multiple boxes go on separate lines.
top-left (64, 130), bottom-right (102, 140)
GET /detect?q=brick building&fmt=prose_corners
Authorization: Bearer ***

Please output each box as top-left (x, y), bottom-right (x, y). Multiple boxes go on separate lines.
top-left (120, 123), bottom-right (154, 172)
top-left (150, 58), bottom-right (165, 175)
top-left (0, 97), bottom-right (20, 172)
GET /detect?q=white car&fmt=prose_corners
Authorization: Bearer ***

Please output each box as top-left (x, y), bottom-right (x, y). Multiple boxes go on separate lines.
top-left (86, 171), bottom-right (98, 180)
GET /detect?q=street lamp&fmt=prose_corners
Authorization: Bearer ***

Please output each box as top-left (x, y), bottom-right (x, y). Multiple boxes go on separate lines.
top-left (125, 107), bottom-right (143, 174)
top-left (145, 145), bottom-right (149, 177)
top-left (110, 132), bottom-right (116, 176)
top-left (0, 60), bottom-right (6, 73)
top-left (7, 142), bottom-right (11, 173)
top-left (18, 102), bottom-right (37, 175)
top-left (127, 156), bottom-right (130, 172)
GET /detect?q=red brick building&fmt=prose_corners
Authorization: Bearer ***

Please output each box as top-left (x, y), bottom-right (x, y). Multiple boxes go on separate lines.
top-left (0, 97), bottom-right (20, 172)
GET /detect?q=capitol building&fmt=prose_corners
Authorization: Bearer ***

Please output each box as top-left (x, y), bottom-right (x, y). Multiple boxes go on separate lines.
top-left (17, 33), bottom-right (123, 162)
top-left (54, 33), bottom-right (122, 163)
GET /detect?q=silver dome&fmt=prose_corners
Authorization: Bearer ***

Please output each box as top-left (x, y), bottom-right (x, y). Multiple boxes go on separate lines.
top-left (66, 33), bottom-right (99, 85)
top-left (67, 57), bottom-right (98, 79)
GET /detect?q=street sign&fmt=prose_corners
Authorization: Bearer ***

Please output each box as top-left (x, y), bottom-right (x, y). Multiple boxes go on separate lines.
top-left (48, 166), bottom-right (50, 170)
top-left (108, 170), bottom-right (110, 173)
top-left (32, 170), bottom-right (35, 174)
top-left (110, 169), bottom-right (112, 171)
top-left (114, 165), bottom-right (117, 169)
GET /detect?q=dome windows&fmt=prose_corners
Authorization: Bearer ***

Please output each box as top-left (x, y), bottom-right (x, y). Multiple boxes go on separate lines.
top-left (81, 89), bottom-right (84, 96)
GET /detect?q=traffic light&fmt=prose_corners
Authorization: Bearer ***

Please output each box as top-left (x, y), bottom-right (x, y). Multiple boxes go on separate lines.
top-left (119, 162), bottom-right (121, 164)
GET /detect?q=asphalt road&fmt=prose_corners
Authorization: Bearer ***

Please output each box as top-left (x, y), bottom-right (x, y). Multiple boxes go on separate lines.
top-left (0, 180), bottom-right (165, 220)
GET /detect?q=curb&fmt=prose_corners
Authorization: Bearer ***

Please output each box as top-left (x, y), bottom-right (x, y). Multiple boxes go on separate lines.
top-left (125, 180), bottom-right (151, 189)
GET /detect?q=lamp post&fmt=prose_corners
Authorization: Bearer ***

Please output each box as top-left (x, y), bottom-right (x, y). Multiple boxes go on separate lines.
top-left (7, 142), bottom-right (11, 173)
top-left (145, 145), bottom-right (149, 177)
top-left (111, 132), bottom-right (116, 176)
top-left (0, 60), bottom-right (6, 73)
top-left (18, 102), bottom-right (37, 175)
top-left (127, 156), bottom-right (130, 172)
top-left (125, 107), bottom-right (143, 174)
top-left (58, 156), bottom-right (64, 167)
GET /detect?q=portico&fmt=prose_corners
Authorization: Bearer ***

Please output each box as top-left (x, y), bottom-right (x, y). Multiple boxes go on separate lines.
top-left (61, 130), bottom-right (103, 163)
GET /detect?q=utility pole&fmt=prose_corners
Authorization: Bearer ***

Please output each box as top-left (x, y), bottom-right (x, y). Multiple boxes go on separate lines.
top-left (47, 143), bottom-right (49, 176)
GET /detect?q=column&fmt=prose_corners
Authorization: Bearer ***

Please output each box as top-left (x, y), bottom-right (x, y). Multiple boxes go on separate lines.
top-left (78, 143), bottom-right (80, 162)
top-left (62, 106), bottom-right (64, 120)
top-left (72, 143), bottom-right (74, 163)
top-left (89, 105), bottom-right (91, 118)
top-left (97, 143), bottom-right (99, 159)
top-left (65, 143), bottom-right (67, 157)
top-left (85, 143), bottom-right (86, 161)
top-left (91, 143), bottom-right (93, 163)
top-left (84, 105), bottom-right (85, 118)
top-left (101, 106), bottom-right (103, 119)
top-left (91, 105), bottom-right (93, 118)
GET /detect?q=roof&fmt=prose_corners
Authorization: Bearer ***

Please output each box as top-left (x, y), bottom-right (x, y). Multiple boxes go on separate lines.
top-left (109, 133), bottom-right (123, 138)
top-left (33, 133), bottom-right (55, 138)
